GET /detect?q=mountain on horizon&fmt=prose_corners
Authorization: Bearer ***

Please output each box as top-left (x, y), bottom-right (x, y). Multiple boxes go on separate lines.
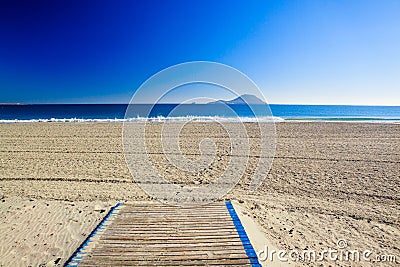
top-left (207, 94), bottom-right (266, 105)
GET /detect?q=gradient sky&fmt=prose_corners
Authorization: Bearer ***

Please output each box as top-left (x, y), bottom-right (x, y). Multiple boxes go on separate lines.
top-left (0, 0), bottom-right (399, 105)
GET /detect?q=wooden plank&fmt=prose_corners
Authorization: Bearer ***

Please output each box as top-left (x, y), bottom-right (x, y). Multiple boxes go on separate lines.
top-left (104, 231), bottom-right (239, 236)
top-left (80, 258), bottom-right (251, 266)
top-left (113, 218), bottom-right (234, 222)
top-left (122, 211), bottom-right (228, 217)
top-left (91, 245), bottom-right (247, 251)
top-left (119, 209), bottom-right (229, 213)
top-left (105, 228), bottom-right (238, 233)
top-left (81, 253), bottom-right (249, 260)
top-left (97, 242), bottom-right (244, 247)
top-left (90, 247), bottom-right (247, 254)
top-left (80, 264), bottom-right (253, 267)
top-left (104, 228), bottom-right (237, 231)
top-left (111, 221), bottom-right (235, 225)
top-left (105, 227), bottom-right (237, 232)
top-left (98, 236), bottom-right (242, 242)
top-left (114, 216), bottom-right (233, 220)
top-left (95, 240), bottom-right (244, 247)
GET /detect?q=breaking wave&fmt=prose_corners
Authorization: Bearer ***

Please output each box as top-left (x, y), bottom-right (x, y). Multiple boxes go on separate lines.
top-left (0, 116), bottom-right (285, 123)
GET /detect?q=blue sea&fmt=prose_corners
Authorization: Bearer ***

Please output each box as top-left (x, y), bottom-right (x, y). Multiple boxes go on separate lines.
top-left (1, 104), bottom-right (400, 122)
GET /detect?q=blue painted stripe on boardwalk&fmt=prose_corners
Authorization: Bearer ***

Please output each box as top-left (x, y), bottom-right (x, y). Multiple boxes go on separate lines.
top-left (226, 202), bottom-right (261, 267)
top-left (64, 202), bottom-right (123, 267)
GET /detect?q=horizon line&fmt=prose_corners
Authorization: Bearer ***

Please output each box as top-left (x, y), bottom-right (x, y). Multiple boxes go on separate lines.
top-left (1, 102), bottom-right (400, 107)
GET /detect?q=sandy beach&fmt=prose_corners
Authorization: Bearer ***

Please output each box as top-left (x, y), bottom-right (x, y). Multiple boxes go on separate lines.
top-left (0, 122), bottom-right (399, 266)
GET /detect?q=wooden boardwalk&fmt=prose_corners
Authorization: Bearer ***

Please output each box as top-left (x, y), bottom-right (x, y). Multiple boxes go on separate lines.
top-left (68, 202), bottom-right (259, 266)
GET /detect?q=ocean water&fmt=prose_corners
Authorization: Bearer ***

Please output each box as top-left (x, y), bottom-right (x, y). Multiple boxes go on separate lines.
top-left (1, 104), bottom-right (400, 122)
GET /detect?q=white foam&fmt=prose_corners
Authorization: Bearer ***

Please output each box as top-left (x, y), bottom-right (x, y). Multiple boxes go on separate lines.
top-left (0, 116), bottom-right (284, 123)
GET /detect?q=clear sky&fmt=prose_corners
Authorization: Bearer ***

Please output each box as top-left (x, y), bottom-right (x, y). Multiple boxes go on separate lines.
top-left (0, 0), bottom-right (399, 105)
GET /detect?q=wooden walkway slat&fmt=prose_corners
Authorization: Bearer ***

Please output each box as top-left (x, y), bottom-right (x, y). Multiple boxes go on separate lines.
top-left (80, 259), bottom-right (252, 266)
top-left (90, 248), bottom-right (247, 254)
top-left (74, 202), bottom-right (256, 266)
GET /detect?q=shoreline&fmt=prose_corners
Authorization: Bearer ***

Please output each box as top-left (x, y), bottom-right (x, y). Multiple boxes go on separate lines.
top-left (0, 117), bottom-right (400, 124)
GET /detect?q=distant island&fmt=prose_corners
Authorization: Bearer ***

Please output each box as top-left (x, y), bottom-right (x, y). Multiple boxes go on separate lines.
top-left (207, 94), bottom-right (266, 105)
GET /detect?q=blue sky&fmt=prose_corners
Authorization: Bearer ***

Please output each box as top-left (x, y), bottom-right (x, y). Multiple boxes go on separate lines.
top-left (0, 0), bottom-right (399, 105)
